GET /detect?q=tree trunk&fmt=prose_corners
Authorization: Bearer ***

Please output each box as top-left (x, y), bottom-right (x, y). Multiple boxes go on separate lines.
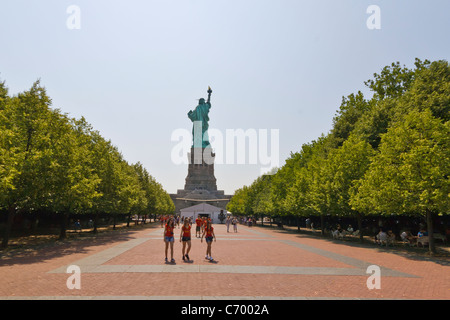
top-left (357, 213), bottom-right (363, 243)
top-left (127, 214), bottom-right (131, 227)
top-left (297, 216), bottom-right (300, 232)
top-left (59, 212), bottom-right (69, 240)
top-left (1, 205), bottom-right (15, 248)
top-left (113, 213), bottom-right (117, 230)
top-left (426, 210), bottom-right (436, 254)
top-left (93, 212), bottom-right (99, 234)
top-left (320, 215), bottom-right (325, 236)
top-left (30, 212), bottom-right (38, 232)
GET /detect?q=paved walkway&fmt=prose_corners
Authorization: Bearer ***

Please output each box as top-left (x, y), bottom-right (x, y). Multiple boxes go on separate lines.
top-left (0, 222), bottom-right (449, 299)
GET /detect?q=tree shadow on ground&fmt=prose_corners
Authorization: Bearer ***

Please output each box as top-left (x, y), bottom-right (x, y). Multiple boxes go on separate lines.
top-left (0, 223), bottom-right (161, 267)
top-left (255, 223), bottom-right (450, 267)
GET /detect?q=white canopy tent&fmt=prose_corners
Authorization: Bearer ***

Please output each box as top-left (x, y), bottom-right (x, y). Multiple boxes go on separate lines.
top-left (179, 203), bottom-right (226, 224)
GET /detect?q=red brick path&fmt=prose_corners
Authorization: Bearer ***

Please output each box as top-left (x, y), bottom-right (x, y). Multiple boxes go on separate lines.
top-left (0, 223), bottom-right (449, 299)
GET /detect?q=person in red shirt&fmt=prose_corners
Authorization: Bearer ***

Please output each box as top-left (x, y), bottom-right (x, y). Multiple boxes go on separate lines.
top-left (164, 217), bottom-right (175, 263)
top-left (180, 218), bottom-right (192, 261)
top-left (201, 220), bottom-right (216, 261)
top-left (195, 217), bottom-right (203, 238)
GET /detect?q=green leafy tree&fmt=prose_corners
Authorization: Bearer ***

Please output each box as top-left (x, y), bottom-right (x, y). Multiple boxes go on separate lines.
top-left (330, 91), bottom-right (370, 147)
top-left (1, 81), bottom-right (56, 247)
top-left (227, 186), bottom-right (252, 217)
top-left (351, 109), bottom-right (449, 253)
top-left (47, 116), bottom-right (101, 239)
top-left (323, 135), bottom-right (374, 240)
top-left (250, 175), bottom-right (274, 225)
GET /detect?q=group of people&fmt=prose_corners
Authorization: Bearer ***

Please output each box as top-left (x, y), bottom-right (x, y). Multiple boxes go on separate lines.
top-left (160, 215), bottom-right (181, 228)
top-left (194, 216), bottom-right (213, 238)
top-left (225, 216), bottom-right (239, 233)
top-left (163, 216), bottom-right (216, 263)
top-left (400, 229), bottom-right (429, 246)
top-left (375, 228), bottom-right (396, 246)
top-left (376, 228), bottom-right (430, 246)
top-left (331, 224), bottom-right (358, 239)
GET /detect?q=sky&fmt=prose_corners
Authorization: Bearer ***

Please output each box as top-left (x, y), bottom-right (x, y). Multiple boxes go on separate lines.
top-left (0, 0), bottom-right (449, 195)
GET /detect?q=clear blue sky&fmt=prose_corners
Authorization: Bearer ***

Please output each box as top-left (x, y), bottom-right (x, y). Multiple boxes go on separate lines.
top-left (1, 0), bottom-right (449, 195)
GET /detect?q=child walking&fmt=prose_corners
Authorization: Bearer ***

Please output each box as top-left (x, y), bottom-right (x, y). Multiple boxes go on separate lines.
top-left (180, 218), bottom-right (192, 261)
top-left (201, 220), bottom-right (216, 261)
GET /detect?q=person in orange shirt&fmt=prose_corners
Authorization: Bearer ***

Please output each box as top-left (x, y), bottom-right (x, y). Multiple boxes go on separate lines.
top-left (180, 218), bottom-right (192, 261)
top-left (195, 217), bottom-right (203, 238)
top-left (201, 220), bottom-right (216, 261)
top-left (164, 217), bottom-right (175, 263)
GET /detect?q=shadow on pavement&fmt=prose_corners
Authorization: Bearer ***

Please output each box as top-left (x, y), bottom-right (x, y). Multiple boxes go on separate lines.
top-left (0, 223), bottom-right (161, 267)
top-left (253, 223), bottom-right (450, 267)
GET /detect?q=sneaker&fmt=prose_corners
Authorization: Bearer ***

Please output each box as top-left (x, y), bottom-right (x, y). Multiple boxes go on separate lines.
top-left (182, 255), bottom-right (185, 261)
top-left (171, 258), bottom-right (175, 263)
top-left (209, 256), bottom-right (214, 261)
top-left (185, 254), bottom-right (190, 261)
top-left (165, 257), bottom-right (168, 263)
top-left (205, 255), bottom-right (210, 260)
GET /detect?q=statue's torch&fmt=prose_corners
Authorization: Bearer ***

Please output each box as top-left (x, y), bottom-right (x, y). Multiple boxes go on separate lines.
top-left (207, 86), bottom-right (212, 104)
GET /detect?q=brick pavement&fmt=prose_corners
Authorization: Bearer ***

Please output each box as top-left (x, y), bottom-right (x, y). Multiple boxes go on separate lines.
top-left (0, 222), bottom-right (449, 299)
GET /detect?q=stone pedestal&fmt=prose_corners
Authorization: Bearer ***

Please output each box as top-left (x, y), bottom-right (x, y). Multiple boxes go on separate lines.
top-left (170, 147), bottom-right (232, 214)
top-left (184, 147), bottom-right (217, 191)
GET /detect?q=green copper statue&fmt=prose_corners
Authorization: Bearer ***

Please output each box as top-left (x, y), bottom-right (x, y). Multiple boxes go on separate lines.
top-left (188, 86), bottom-right (212, 148)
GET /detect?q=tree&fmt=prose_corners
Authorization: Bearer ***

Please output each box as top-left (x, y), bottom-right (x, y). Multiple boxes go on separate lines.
top-left (0, 82), bottom-right (16, 207)
top-left (364, 59), bottom-right (430, 101)
top-left (324, 135), bottom-right (374, 241)
top-left (47, 116), bottom-right (101, 239)
top-left (394, 60), bottom-right (449, 122)
top-left (0, 77), bottom-right (173, 246)
top-left (283, 144), bottom-right (318, 229)
top-left (353, 58), bottom-right (435, 149)
top-left (1, 81), bottom-right (56, 247)
top-left (250, 175), bottom-right (274, 225)
top-left (351, 109), bottom-right (449, 253)
top-left (330, 91), bottom-right (370, 147)
top-left (227, 186), bottom-right (252, 217)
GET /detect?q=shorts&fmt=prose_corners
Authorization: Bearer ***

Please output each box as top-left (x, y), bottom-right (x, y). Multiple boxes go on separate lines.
top-left (182, 236), bottom-right (191, 242)
top-left (164, 236), bottom-right (174, 242)
top-left (196, 226), bottom-right (201, 232)
top-left (205, 236), bottom-right (213, 243)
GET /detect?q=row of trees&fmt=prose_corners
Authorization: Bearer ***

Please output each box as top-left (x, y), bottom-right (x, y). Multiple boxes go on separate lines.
top-left (0, 79), bottom-right (175, 248)
top-left (227, 59), bottom-right (449, 253)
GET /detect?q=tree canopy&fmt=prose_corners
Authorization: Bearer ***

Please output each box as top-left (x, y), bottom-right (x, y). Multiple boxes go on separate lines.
top-left (227, 59), bottom-right (449, 253)
top-left (0, 79), bottom-right (174, 247)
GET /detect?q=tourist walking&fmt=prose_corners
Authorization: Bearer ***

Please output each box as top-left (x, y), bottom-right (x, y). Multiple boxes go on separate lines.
top-left (226, 216), bottom-right (231, 232)
top-left (201, 220), bottom-right (216, 261)
top-left (180, 218), bottom-right (192, 261)
top-left (232, 217), bottom-right (238, 233)
top-left (164, 217), bottom-right (175, 263)
top-left (202, 217), bottom-right (207, 234)
top-left (195, 216), bottom-right (203, 238)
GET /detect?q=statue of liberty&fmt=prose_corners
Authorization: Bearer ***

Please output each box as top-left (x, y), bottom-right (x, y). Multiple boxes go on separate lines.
top-left (188, 86), bottom-right (212, 148)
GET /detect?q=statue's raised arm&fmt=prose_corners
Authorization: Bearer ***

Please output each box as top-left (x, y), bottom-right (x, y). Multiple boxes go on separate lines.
top-left (207, 86), bottom-right (212, 105)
